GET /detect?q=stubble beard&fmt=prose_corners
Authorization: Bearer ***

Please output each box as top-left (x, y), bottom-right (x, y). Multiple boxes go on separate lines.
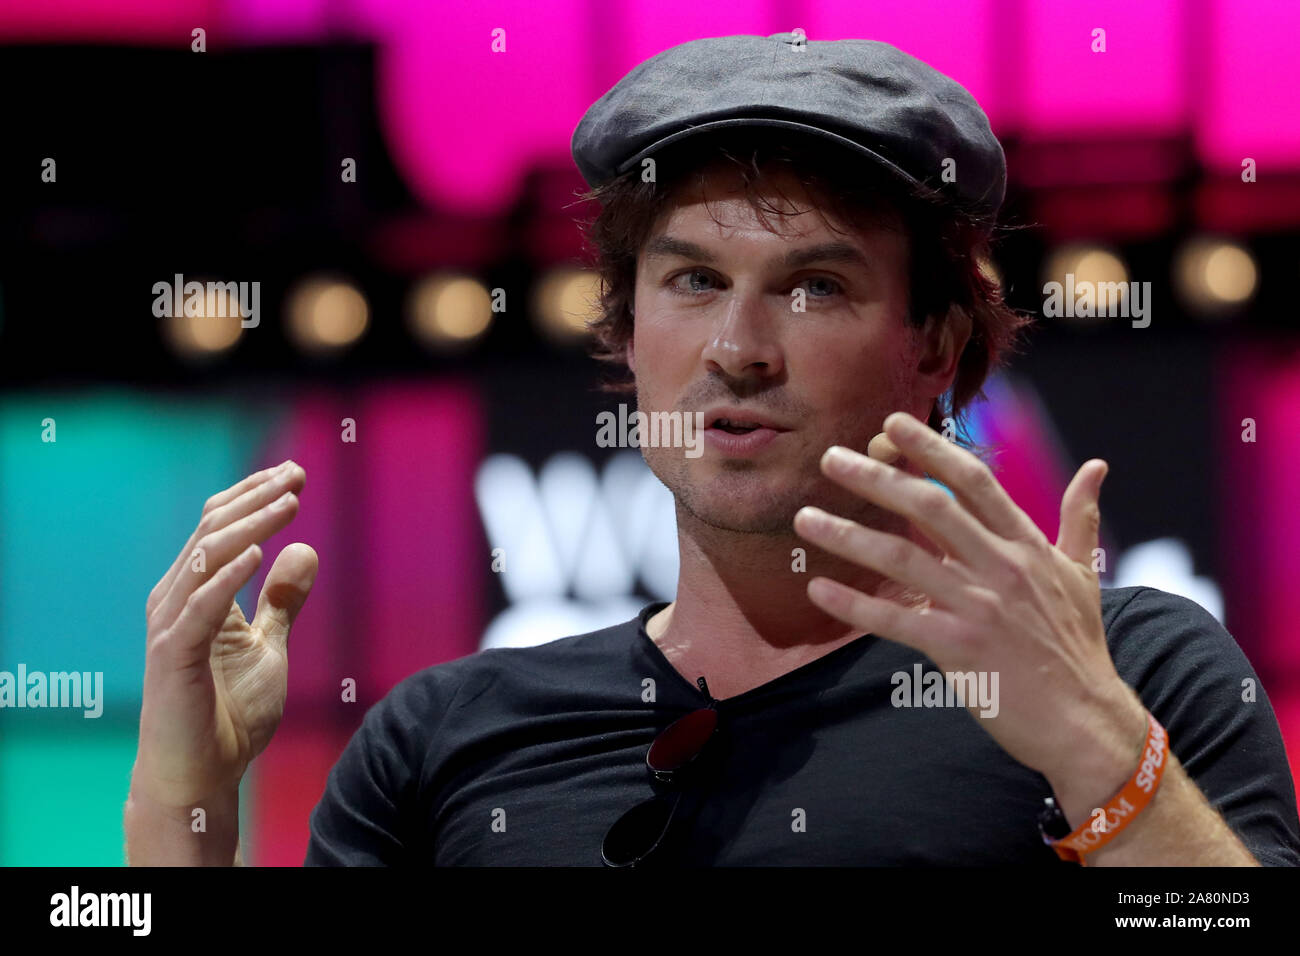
top-left (642, 432), bottom-right (910, 541)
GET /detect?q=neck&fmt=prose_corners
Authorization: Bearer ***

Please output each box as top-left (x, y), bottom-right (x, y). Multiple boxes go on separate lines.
top-left (651, 505), bottom-right (935, 695)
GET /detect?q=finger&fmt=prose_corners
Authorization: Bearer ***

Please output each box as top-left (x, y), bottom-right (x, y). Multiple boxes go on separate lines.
top-left (148, 461), bottom-right (303, 621)
top-left (252, 543), bottom-right (319, 656)
top-left (793, 506), bottom-right (972, 612)
top-left (806, 576), bottom-right (956, 656)
top-left (206, 460), bottom-right (300, 514)
top-left (153, 490), bottom-right (301, 633)
top-left (1056, 459), bottom-right (1108, 565)
top-left (882, 411), bottom-right (1043, 544)
top-left (819, 444), bottom-right (1004, 570)
top-left (165, 544), bottom-right (264, 660)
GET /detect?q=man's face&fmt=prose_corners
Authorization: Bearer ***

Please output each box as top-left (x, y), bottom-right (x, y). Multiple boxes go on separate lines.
top-left (628, 163), bottom-right (939, 537)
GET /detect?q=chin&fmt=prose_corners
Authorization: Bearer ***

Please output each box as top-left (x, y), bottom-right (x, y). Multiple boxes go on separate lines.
top-left (671, 468), bottom-right (809, 535)
top-left (683, 500), bottom-right (799, 535)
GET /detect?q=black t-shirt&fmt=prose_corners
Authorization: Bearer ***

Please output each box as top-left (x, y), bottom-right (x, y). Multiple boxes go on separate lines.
top-left (304, 586), bottom-right (1300, 866)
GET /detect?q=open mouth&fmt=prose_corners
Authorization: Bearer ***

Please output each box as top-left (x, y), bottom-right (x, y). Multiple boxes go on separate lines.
top-left (710, 418), bottom-right (764, 435)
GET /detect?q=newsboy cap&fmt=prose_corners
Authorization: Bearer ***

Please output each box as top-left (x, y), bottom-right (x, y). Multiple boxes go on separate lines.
top-left (571, 31), bottom-right (1006, 220)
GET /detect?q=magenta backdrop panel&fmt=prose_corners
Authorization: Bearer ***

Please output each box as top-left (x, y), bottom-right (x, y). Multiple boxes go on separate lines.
top-left (1015, 0), bottom-right (1186, 135)
top-left (251, 381), bottom-right (485, 702)
top-left (359, 0), bottom-right (590, 214)
top-left (354, 380), bottom-right (486, 690)
top-left (1200, 0), bottom-right (1300, 173)
top-left (0, 0), bottom-right (215, 41)
top-left (255, 392), bottom-right (357, 703)
top-left (1216, 346), bottom-right (1300, 675)
top-left (1216, 344), bottom-right (1300, 802)
top-left (225, 0), bottom-right (332, 37)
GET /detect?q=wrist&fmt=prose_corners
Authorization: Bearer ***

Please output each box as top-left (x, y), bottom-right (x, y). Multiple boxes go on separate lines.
top-left (1043, 683), bottom-right (1149, 829)
top-left (125, 780), bottom-right (241, 866)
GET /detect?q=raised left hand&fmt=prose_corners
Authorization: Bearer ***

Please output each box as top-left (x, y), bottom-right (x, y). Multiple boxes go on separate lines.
top-left (792, 410), bottom-right (1147, 801)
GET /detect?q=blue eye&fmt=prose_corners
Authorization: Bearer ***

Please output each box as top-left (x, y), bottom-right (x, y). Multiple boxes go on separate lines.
top-left (665, 271), bottom-right (844, 299)
top-left (799, 276), bottom-right (843, 298)
top-left (668, 269), bottom-right (716, 295)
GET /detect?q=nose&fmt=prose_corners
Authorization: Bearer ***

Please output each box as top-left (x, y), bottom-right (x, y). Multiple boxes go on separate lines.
top-left (700, 290), bottom-right (784, 380)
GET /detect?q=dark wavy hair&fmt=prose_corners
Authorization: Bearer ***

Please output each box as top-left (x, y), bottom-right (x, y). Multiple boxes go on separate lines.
top-left (568, 129), bottom-right (1034, 455)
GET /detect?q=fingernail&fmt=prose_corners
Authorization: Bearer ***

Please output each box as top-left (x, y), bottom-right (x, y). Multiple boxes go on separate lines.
top-left (823, 446), bottom-right (862, 473)
top-left (796, 506), bottom-right (829, 531)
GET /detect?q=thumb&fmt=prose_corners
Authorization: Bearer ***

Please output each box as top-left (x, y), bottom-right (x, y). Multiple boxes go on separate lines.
top-left (1056, 459), bottom-right (1108, 566)
top-left (252, 542), bottom-right (319, 655)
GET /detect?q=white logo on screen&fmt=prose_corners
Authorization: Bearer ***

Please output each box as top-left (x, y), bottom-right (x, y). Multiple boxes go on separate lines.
top-left (1111, 537), bottom-right (1223, 624)
top-left (474, 450), bottom-right (678, 649)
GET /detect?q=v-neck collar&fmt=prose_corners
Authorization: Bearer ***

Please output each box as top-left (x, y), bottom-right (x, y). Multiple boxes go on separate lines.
top-left (634, 600), bottom-right (878, 709)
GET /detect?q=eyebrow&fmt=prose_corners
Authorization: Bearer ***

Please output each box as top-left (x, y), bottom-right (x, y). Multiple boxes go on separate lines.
top-left (642, 236), bottom-right (873, 272)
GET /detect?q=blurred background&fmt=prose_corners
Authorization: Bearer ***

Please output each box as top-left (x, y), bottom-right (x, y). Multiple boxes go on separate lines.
top-left (1, 0), bottom-right (1298, 865)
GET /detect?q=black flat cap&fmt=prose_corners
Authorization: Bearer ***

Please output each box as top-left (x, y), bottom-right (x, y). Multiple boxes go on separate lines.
top-left (571, 32), bottom-right (1006, 220)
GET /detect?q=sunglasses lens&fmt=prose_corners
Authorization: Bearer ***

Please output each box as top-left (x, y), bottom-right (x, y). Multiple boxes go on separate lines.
top-left (602, 796), bottom-right (676, 867)
top-left (647, 707), bottom-right (718, 776)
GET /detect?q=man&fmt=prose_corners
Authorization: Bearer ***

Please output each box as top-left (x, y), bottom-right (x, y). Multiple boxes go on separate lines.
top-left (125, 32), bottom-right (1300, 866)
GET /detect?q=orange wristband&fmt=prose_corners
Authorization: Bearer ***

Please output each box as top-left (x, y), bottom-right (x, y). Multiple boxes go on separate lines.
top-left (1045, 710), bottom-right (1169, 864)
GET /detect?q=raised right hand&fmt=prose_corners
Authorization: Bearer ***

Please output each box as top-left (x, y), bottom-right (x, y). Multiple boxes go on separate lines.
top-left (132, 460), bottom-right (319, 811)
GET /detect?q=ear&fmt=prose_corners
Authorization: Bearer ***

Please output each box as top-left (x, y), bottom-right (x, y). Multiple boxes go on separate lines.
top-left (915, 308), bottom-right (970, 399)
top-left (625, 336), bottom-right (636, 375)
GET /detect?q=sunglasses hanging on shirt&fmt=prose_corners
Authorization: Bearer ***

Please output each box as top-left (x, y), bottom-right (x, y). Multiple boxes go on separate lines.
top-left (601, 676), bottom-right (721, 867)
